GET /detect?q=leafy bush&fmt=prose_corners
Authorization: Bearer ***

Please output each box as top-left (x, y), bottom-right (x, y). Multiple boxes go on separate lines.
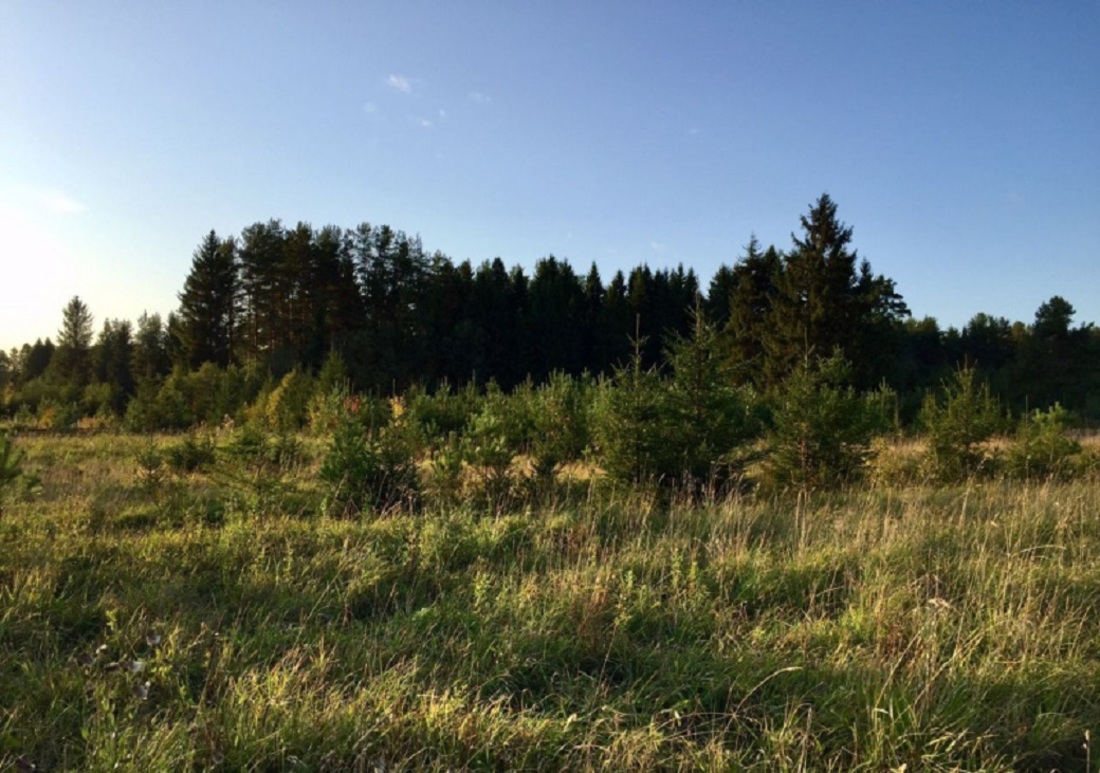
top-left (422, 433), bottom-right (467, 508)
top-left (919, 365), bottom-right (1005, 480)
top-left (36, 399), bottom-right (81, 431)
top-left (134, 440), bottom-right (167, 493)
top-left (865, 437), bottom-right (926, 488)
top-left (307, 384), bottom-right (350, 435)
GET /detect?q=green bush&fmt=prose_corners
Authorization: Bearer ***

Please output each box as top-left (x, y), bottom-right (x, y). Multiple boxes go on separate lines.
top-left (590, 348), bottom-right (678, 486)
top-left (763, 352), bottom-right (877, 493)
top-left (307, 384), bottom-right (350, 435)
top-left (423, 433), bottom-right (467, 508)
top-left (404, 382), bottom-right (480, 449)
top-left (320, 411), bottom-right (419, 517)
top-left (461, 386), bottom-right (527, 509)
top-left (527, 372), bottom-right (591, 482)
top-left (165, 431), bottom-right (217, 473)
top-left (1006, 403), bottom-right (1080, 481)
top-left (263, 369), bottom-right (315, 432)
top-left (664, 310), bottom-right (759, 490)
top-left (919, 365), bottom-right (1005, 481)
top-left (0, 429), bottom-right (24, 516)
top-left (134, 439), bottom-right (166, 493)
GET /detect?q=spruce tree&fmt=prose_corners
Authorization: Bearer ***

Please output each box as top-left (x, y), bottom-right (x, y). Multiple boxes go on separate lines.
top-left (763, 194), bottom-right (907, 388)
top-left (178, 230), bottom-right (239, 368)
top-left (53, 296), bottom-right (94, 388)
top-left (665, 299), bottom-right (755, 487)
top-left (725, 237), bottom-right (782, 384)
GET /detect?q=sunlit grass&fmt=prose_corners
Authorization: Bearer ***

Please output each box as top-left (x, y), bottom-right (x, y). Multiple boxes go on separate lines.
top-left (2, 433), bottom-right (1098, 770)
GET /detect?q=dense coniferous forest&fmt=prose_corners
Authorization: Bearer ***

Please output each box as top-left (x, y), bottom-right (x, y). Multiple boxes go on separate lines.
top-left (2, 195), bottom-right (1098, 429)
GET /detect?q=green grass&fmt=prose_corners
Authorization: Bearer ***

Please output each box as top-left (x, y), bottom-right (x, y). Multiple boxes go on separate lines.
top-left (2, 432), bottom-right (1099, 770)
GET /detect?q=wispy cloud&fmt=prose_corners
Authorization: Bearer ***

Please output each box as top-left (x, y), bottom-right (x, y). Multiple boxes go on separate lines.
top-left (31, 188), bottom-right (87, 214)
top-left (362, 101), bottom-right (377, 114)
top-left (387, 74), bottom-right (414, 94)
top-left (650, 240), bottom-right (666, 253)
top-left (468, 91), bottom-right (492, 105)
top-left (419, 118), bottom-right (434, 129)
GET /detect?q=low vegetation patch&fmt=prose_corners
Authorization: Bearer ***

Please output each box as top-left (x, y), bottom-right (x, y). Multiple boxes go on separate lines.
top-left (1, 432), bottom-right (1099, 770)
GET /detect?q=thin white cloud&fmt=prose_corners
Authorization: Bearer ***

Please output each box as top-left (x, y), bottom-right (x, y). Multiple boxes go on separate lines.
top-left (34, 188), bottom-right (87, 214)
top-left (438, 108), bottom-right (446, 119)
top-left (362, 101), bottom-right (377, 114)
top-left (387, 74), bottom-right (414, 94)
top-left (419, 118), bottom-right (434, 128)
top-left (468, 91), bottom-right (492, 105)
top-left (650, 240), bottom-right (667, 252)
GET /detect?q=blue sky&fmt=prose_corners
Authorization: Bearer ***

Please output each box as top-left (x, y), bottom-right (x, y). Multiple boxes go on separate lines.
top-left (1, 2), bottom-right (1097, 352)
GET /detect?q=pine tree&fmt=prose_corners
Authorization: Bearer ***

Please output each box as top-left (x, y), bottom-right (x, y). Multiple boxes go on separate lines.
top-left (664, 299), bottom-right (755, 487)
top-left (178, 230), bottom-right (239, 368)
top-left (93, 319), bottom-right (135, 414)
top-left (131, 312), bottom-right (172, 384)
top-left (238, 219), bottom-right (287, 360)
top-left (763, 194), bottom-right (907, 387)
top-left (523, 256), bottom-right (586, 381)
top-left (725, 237), bottom-right (782, 384)
top-left (593, 270), bottom-right (632, 373)
top-left (52, 296), bottom-right (94, 388)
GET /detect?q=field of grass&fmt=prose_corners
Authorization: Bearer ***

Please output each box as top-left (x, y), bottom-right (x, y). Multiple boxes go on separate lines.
top-left (2, 432), bottom-right (1099, 771)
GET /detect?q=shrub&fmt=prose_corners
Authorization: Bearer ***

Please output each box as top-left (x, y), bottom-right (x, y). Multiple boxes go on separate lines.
top-left (134, 440), bottom-right (166, 493)
top-left (527, 372), bottom-right (591, 482)
top-left (404, 382), bottom-right (481, 450)
top-left (422, 433), bottom-right (467, 508)
top-left (0, 429), bottom-right (24, 516)
top-left (590, 347), bottom-right (678, 486)
top-left (165, 431), bottom-right (217, 474)
top-left (36, 398), bottom-right (80, 431)
top-left (919, 365), bottom-right (1004, 481)
top-left (307, 384), bottom-right (350, 435)
top-left (320, 411), bottom-right (419, 517)
top-left (264, 369), bottom-right (315, 432)
top-left (153, 367), bottom-right (197, 430)
top-left (461, 387), bottom-right (527, 509)
top-left (763, 352), bottom-right (877, 493)
top-left (1006, 403), bottom-right (1080, 481)
top-left (664, 309), bottom-right (759, 490)
top-left (865, 436), bottom-right (926, 488)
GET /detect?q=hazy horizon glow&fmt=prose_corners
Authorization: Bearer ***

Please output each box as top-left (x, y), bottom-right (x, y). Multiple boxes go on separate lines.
top-left (1, 2), bottom-right (1097, 352)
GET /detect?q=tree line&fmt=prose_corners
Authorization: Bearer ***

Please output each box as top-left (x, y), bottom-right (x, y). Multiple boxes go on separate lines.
top-left (2, 194), bottom-right (1098, 427)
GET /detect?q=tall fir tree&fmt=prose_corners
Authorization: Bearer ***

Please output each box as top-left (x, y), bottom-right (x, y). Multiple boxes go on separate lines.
top-left (52, 296), bottom-right (94, 388)
top-left (763, 194), bottom-right (907, 388)
top-left (724, 237), bottom-right (782, 385)
top-left (178, 230), bottom-right (239, 368)
top-left (93, 319), bottom-right (135, 413)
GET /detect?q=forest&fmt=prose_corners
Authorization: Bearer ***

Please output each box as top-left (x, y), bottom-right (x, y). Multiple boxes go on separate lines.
top-left (2, 194), bottom-right (1097, 435)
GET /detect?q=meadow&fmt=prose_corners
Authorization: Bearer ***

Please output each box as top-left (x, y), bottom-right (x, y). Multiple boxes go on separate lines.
top-left (2, 430), bottom-right (1099, 771)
